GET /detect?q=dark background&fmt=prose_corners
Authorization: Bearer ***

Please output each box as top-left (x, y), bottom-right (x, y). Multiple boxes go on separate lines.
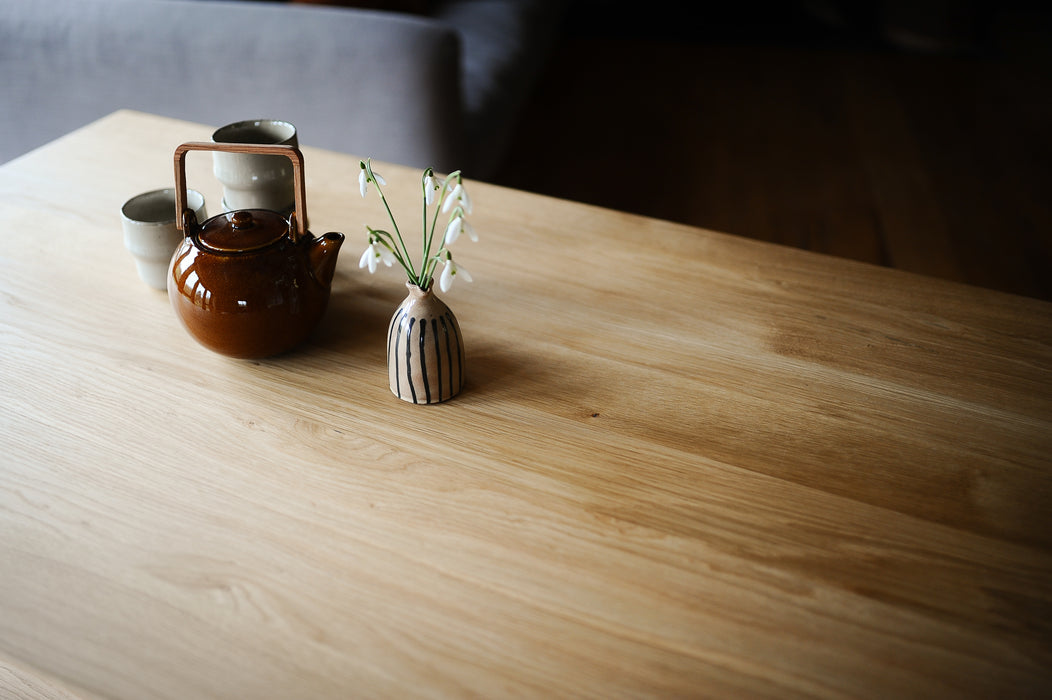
top-left (490, 0), bottom-right (1052, 301)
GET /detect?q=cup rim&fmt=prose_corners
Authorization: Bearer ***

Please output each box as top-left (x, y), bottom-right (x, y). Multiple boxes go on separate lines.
top-left (121, 188), bottom-right (205, 224)
top-left (212, 119), bottom-right (297, 146)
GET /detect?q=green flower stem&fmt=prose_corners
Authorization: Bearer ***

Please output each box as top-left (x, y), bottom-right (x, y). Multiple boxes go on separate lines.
top-left (419, 170), bottom-right (461, 289)
top-left (366, 227), bottom-right (412, 271)
top-left (361, 159), bottom-right (469, 291)
top-left (421, 169), bottom-right (433, 279)
top-left (364, 160), bottom-right (417, 281)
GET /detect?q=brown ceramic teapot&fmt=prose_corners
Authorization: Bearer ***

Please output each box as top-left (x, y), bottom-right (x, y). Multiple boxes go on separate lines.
top-left (168, 141), bottom-right (344, 359)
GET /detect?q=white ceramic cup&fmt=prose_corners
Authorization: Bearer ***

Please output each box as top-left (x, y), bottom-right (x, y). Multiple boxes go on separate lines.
top-left (212, 119), bottom-right (298, 213)
top-left (121, 188), bottom-right (206, 290)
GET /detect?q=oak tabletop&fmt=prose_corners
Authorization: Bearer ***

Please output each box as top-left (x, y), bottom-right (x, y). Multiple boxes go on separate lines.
top-left (2, 110), bottom-right (1050, 699)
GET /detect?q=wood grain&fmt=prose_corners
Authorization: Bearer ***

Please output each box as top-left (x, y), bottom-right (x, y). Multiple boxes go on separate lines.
top-left (1, 111), bottom-right (1051, 699)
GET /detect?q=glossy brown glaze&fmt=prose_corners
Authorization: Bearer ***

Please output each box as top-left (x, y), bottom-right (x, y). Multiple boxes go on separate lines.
top-left (168, 142), bottom-right (344, 358)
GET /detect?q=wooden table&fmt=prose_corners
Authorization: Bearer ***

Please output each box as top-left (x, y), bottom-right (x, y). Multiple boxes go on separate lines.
top-left (2, 110), bottom-right (1050, 699)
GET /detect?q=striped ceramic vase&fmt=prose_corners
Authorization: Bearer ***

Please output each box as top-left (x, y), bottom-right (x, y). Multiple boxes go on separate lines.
top-left (387, 282), bottom-right (465, 404)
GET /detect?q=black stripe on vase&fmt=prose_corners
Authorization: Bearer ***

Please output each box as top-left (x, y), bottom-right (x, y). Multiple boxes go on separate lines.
top-left (419, 318), bottom-right (431, 404)
top-left (439, 315), bottom-right (452, 399)
top-left (431, 318), bottom-right (443, 401)
top-left (439, 311), bottom-right (463, 397)
top-left (448, 310), bottom-right (464, 392)
top-left (405, 316), bottom-right (418, 403)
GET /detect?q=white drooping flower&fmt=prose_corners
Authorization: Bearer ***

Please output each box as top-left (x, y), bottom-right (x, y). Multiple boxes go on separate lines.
top-left (442, 182), bottom-right (471, 214)
top-left (423, 172), bottom-right (439, 206)
top-left (443, 216), bottom-right (463, 245)
top-left (443, 216), bottom-right (480, 246)
top-left (461, 219), bottom-right (478, 242)
top-left (437, 251), bottom-right (472, 293)
top-left (358, 240), bottom-right (395, 274)
top-left (358, 162), bottom-right (386, 198)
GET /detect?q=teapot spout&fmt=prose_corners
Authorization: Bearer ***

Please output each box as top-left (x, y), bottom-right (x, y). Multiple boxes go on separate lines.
top-left (308, 231), bottom-right (345, 288)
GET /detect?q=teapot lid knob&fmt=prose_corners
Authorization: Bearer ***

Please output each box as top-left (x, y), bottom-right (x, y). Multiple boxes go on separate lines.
top-left (231, 211), bottom-right (255, 230)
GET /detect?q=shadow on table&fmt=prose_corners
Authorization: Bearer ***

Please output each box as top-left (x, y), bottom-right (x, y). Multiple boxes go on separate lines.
top-left (310, 274), bottom-right (403, 354)
top-left (308, 273), bottom-right (556, 403)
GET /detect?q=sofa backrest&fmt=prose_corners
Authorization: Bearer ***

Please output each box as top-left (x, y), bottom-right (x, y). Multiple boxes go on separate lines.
top-left (1, 0), bottom-right (463, 169)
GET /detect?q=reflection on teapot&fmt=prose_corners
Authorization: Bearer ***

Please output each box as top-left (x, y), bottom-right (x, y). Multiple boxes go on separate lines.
top-left (168, 142), bottom-right (344, 359)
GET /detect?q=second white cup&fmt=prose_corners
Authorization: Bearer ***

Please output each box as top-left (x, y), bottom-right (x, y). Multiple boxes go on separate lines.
top-left (122, 188), bottom-right (207, 290)
top-left (212, 119), bottom-right (298, 214)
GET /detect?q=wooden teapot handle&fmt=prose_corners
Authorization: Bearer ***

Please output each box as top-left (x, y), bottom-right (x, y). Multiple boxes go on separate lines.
top-left (173, 141), bottom-right (308, 241)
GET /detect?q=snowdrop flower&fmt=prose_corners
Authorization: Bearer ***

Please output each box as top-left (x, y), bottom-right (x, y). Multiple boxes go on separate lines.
top-left (358, 160), bottom-right (386, 198)
top-left (359, 239), bottom-right (395, 274)
top-left (423, 171), bottom-right (439, 206)
top-left (442, 182), bottom-right (471, 214)
top-left (443, 216), bottom-right (478, 246)
top-left (356, 158), bottom-right (475, 293)
top-left (443, 216), bottom-right (463, 245)
top-left (462, 219), bottom-right (478, 242)
top-left (437, 251), bottom-right (472, 293)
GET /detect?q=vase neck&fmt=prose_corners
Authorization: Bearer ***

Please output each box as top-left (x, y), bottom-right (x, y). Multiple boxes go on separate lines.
top-left (406, 281), bottom-right (433, 299)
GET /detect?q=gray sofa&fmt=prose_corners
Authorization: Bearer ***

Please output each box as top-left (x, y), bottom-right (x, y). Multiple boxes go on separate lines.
top-left (0, 0), bottom-right (566, 178)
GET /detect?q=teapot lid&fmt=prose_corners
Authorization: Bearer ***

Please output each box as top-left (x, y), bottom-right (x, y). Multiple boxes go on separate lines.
top-left (197, 210), bottom-right (288, 252)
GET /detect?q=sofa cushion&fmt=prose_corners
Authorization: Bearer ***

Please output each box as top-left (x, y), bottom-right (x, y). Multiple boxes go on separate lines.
top-left (1, 0), bottom-right (461, 169)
